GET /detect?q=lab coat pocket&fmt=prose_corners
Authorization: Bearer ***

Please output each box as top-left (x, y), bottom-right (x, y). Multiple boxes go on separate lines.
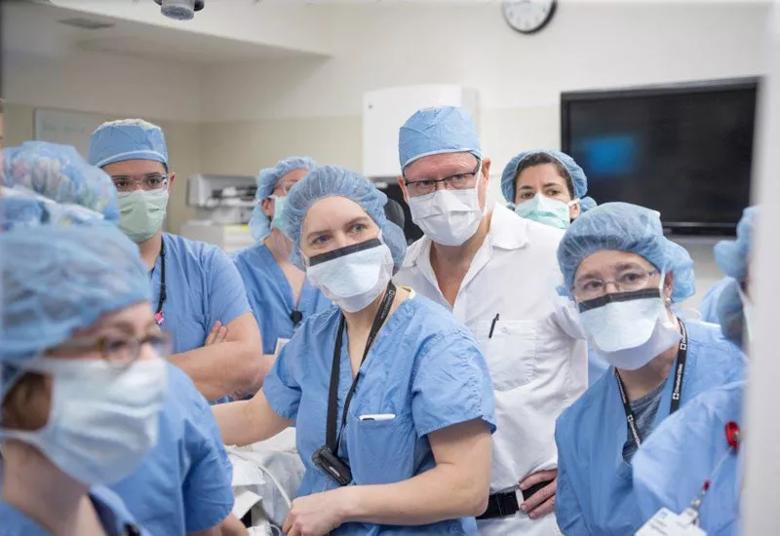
top-left (347, 413), bottom-right (416, 486)
top-left (476, 319), bottom-right (537, 391)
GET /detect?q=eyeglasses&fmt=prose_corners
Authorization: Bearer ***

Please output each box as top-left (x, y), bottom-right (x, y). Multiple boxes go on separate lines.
top-left (111, 174), bottom-right (168, 193)
top-left (573, 269), bottom-right (659, 302)
top-left (54, 331), bottom-right (172, 368)
top-left (404, 161), bottom-right (481, 196)
top-left (273, 180), bottom-right (299, 196)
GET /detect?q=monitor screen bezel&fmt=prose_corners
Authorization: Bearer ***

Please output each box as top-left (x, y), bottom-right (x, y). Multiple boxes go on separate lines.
top-left (560, 77), bottom-right (760, 236)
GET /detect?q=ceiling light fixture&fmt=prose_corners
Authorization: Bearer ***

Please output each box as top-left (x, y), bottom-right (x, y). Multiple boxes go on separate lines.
top-left (153, 0), bottom-right (205, 21)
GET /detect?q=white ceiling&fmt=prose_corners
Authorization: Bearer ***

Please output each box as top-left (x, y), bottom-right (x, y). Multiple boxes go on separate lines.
top-left (3, 0), bottom-right (329, 64)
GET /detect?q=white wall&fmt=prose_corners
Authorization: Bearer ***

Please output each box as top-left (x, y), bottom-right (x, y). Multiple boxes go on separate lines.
top-left (3, 48), bottom-right (202, 122)
top-left (2, 1), bottom-right (769, 305)
top-left (3, 44), bottom-right (204, 230)
top-left (743, 3), bottom-right (780, 532)
top-left (198, 1), bottom-right (769, 177)
top-left (195, 1), bottom-right (769, 307)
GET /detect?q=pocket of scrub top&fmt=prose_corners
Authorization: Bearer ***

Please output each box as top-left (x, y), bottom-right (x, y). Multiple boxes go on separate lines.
top-left (346, 413), bottom-right (416, 486)
top-left (476, 319), bottom-right (537, 391)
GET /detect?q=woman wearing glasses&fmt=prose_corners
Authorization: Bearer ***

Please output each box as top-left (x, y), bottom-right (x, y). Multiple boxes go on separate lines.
top-left (1, 142), bottom-right (241, 536)
top-left (0, 160), bottom-right (168, 534)
top-left (551, 202), bottom-right (747, 535)
top-left (215, 166), bottom-right (495, 536)
top-left (233, 157), bottom-right (331, 370)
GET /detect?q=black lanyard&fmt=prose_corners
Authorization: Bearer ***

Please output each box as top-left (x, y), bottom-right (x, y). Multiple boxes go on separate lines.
top-left (151, 239), bottom-right (166, 325)
top-left (325, 282), bottom-right (396, 454)
top-left (615, 318), bottom-right (688, 449)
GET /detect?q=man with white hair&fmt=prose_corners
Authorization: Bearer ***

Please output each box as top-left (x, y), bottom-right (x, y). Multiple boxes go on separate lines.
top-left (395, 106), bottom-right (587, 535)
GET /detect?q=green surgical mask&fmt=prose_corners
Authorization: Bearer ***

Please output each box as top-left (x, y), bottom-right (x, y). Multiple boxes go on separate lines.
top-left (117, 189), bottom-right (169, 243)
top-left (270, 195), bottom-right (286, 231)
top-left (514, 194), bottom-right (576, 230)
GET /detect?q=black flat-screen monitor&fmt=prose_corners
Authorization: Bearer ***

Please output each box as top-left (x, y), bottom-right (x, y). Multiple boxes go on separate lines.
top-left (561, 78), bottom-right (758, 235)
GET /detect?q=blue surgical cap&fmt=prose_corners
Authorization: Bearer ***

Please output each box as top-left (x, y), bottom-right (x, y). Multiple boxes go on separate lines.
top-left (714, 206), bottom-right (757, 282)
top-left (580, 196), bottom-right (598, 213)
top-left (89, 119), bottom-right (168, 169)
top-left (398, 106), bottom-right (481, 170)
top-left (716, 278), bottom-right (745, 347)
top-left (557, 202), bottom-right (695, 303)
top-left (1, 225), bottom-right (151, 364)
top-left (281, 165), bottom-right (407, 272)
top-left (500, 150), bottom-right (589, 204)
top-left (2, 141), bottom-right (119, 230)
top-left (249, 156), bottom-right (317, 242)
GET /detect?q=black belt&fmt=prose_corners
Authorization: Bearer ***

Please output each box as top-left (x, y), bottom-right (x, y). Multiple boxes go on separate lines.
top-left (477, 491), bottom-right (520, 520)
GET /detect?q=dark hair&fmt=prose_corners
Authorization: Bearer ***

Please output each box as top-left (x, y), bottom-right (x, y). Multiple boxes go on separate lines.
top-left (515, 152), bottom-right (575, 198)
top-left (1, 372), bottom-right (50, 431)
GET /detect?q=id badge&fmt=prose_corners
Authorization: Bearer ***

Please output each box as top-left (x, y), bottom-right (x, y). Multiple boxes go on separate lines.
top-left (636, 507), bottom-right (707, 536)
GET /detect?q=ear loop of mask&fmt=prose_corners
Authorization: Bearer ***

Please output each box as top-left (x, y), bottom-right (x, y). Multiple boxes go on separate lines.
top-left (473, 161), bottom-right (486, 215)
top-left (658, 270), bottom-right (675, 307)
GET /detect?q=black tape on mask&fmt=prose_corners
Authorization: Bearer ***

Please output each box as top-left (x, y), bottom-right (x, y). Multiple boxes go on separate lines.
top-left (577, 288), bottom-right (661, 313)
top-left (307, 238), bottom-right (382, 267)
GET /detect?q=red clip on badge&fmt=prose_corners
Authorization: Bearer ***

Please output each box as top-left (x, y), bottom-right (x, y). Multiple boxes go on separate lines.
top-left (154, 311), bottom-right (165, 326)
top-left (725, 421), bottom-right (740, 451)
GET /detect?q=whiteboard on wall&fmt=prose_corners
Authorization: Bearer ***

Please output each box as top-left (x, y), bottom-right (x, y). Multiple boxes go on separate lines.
top-left (34, 108), bottom-right (111, 158)
top-left (362, 85), bottom-right (479, 178)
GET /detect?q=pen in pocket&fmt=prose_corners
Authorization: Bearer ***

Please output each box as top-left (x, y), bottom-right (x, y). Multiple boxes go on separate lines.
top-left (359, 413), bottom-right (396, 421)
top-left (488, 313), bottom-right (500, 339)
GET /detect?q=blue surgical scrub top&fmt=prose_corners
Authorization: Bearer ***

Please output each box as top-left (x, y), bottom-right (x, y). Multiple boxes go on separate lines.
top-left (554, 320), bottom-right (746, 536)
top-left (110, 363), bottom-right (234, 535)
top-left (633, 381), bottom-right (745, 536)
top-left (0, 486), bottom-right (148, 536)
top-left (263, 293), bottom-right (496, 535)
top-left (698, 277), bottom-right (732, 324)
top-left (233, 243), bottom-right (332, 355)
top-left (151, 233), bottom-right (250, 354)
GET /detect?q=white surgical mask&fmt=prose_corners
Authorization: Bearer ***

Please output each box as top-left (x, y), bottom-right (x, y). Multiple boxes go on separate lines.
top-left (514, 194), bottom-right (576, 230)
top-left (0, 357), bottom-right (167, 485)
top-left (407, 177), bottom-right (483, 246)
top-left (305, 237), bottom-right (394, 313)
top-left (578, 278), bottom-right (680, 370)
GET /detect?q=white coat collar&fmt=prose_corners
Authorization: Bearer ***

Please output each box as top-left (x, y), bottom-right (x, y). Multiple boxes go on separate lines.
top-left (402, 203), bottom-right (529, 269)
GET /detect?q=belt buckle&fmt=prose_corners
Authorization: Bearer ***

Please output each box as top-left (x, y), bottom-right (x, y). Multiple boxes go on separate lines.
top-left (497, 490), bottom-right (521, 517)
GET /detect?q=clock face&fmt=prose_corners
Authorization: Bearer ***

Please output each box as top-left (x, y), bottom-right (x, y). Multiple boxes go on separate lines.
top-left (503, 0), bottom-right (557, 34)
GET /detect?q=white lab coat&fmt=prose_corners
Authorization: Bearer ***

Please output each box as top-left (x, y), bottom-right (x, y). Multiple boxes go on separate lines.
top-left (395, 204), bottom-right (587, 535)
